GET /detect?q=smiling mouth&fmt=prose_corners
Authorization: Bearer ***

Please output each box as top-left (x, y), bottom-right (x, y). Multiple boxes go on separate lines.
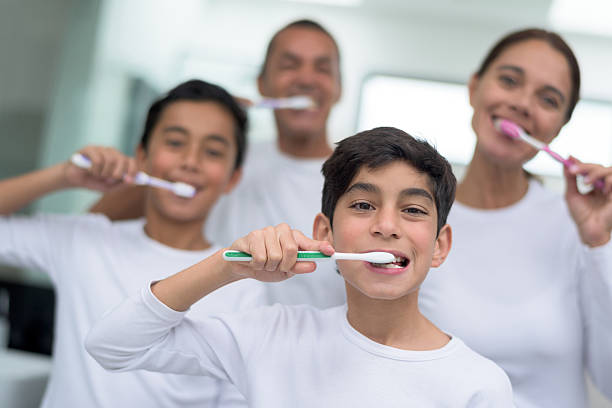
top-left (370, 255), bottom-right (409, 269)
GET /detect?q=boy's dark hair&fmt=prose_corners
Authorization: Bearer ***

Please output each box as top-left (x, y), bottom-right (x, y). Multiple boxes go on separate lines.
top-left (140, 79), bottom-right (248, 170)
top-left (259, 19), bottom-right (341, 78)
top-left (321, 127), bottom-right (456, 235)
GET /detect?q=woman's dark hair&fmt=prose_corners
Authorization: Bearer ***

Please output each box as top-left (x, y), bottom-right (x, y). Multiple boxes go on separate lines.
top-left (321, 127), bottom-right (456, 235)
top-left (475, 28), bottom-right (580, 122)
top-left (140, 79), bottom-right (248, 170)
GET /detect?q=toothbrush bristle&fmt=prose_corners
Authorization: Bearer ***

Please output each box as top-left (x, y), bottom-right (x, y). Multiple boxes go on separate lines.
top-left (368, 252), bottom-right (395, 264)
top-left (173, 182), bottom-right (196, 198)
top-left (495, 119), bottom-right (521, 139)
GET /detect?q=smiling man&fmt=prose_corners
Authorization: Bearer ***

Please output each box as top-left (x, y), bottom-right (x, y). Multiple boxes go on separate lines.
top-left (204, 19), bottom-right (345, 307)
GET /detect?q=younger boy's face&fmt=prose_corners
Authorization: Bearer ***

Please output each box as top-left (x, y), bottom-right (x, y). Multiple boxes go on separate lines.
top-left (137, 100), bottom-right (241, 223)
top-left (314, 161), bottom-right (451, 301)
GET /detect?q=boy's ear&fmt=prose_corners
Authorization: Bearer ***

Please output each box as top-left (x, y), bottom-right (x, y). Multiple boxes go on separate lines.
top-left (135, 144), bottom-right (147, 171)
top-left (312, 213), bottom-right (334, 245)
top-left (257, 75), bottom-right (267, 97)
top-left (431, 224), bottom-right (452, 268)
top-left (223, 168), bottom-right (242, 194)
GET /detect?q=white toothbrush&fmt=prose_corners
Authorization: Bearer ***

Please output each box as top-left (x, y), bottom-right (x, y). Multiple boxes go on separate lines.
top-left (70, 153), bottom-right (196, 198)
top-left (223, 250), bottom-right (396, 264)
top-left (250, 96), bottom-right (316, 110)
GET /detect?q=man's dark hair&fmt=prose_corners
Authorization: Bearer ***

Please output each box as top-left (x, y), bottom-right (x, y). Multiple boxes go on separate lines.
top-left (140, 79), bottom-right (247, 170)
top-left (321, 127), bottom-right (456, 235)
top-left (259, 19), bottom-right (341, 78)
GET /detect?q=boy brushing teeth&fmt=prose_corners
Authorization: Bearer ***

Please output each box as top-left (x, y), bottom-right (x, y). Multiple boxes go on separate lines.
top-left (87, 127), bottom-right (515, 407)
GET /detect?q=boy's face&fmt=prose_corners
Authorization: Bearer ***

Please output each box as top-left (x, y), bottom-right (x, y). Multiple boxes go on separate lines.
top-left (258, 26), bottom-right (341, 138)
top-left (137, 100), bottom-right (241, 223)
top-left (314, 161), bottom-right (451, 301)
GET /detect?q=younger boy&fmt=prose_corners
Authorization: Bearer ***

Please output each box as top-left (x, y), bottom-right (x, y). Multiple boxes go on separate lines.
top-left (86, 127), bottom-right (515, 407)
top-left (0, 80), bottom-right (263, 407)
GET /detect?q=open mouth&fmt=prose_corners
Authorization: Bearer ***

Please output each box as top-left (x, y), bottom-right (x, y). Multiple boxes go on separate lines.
top-left (370, 255), bottom-right (409, 269)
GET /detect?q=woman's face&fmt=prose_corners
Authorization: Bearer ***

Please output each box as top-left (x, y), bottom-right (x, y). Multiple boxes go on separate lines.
top-left (468, 39), bottom-right (573, 166)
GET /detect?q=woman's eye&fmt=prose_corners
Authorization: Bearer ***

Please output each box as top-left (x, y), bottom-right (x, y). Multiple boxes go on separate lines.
top-left (540, 95), bottom-right (560, 109)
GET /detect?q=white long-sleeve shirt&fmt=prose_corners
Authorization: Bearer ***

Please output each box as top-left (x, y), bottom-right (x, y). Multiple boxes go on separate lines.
top-left (205, 141), bottom-right (346, 308)
top-left (419, 179), bottom-right (612, 407)
top-left (0, 214), bottom-right (265, 408)
top-left (86, 286), bottom-right (516, 408)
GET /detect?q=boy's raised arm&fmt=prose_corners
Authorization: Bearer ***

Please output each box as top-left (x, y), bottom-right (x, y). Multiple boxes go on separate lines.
top-left (0, 146), bottom-right (137, 215)
top-left (89, 185), bottom-right (147, 220)
top-left (151, 224), bottom-right (334, 311)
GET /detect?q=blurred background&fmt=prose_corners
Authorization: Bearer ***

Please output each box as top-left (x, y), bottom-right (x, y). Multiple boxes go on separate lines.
top-left (1, 0), bottom-right (611, 406)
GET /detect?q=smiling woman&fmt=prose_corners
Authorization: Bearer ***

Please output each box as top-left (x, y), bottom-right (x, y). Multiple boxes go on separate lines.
top-left (418, 28), bottom-right (612, 408)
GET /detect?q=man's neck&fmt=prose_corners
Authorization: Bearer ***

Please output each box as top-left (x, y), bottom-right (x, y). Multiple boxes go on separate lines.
top-left (276, 128), bottom-right (333, 159)
top-left (345, 285), bottom-right (450, 351)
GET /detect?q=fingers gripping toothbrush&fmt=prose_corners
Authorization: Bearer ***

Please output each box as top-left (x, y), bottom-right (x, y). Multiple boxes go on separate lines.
top-left (70, 153), bottom-right (196, 198)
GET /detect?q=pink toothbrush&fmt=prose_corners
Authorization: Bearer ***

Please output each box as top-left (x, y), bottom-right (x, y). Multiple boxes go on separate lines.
top-left (494, 118), bottom-right (605, 190)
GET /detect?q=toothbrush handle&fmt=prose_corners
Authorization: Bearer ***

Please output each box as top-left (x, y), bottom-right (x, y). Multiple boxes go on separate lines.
top-left (543, 148), bottom-right (606, 190)
top-left (70, 153), bottom-right (92, 169)
top-left (222, 250), bottom-right (330, 261)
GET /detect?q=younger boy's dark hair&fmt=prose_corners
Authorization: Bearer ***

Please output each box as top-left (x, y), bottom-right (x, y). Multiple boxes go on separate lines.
top-left (321, 127), bottom-right (456, 235)
top-left (140, 79), bottom-right (248, 170)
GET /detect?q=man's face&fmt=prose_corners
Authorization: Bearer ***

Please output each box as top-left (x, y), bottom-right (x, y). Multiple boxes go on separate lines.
top-left (258, 26), bottom-right (341, 139)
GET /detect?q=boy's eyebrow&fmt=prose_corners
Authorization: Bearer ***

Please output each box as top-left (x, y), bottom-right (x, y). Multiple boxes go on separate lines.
top-left (162, 125), bottom-right (188, 135)
top-left (162, 127), bottom-right (230, 146)
top-left (205, 134), bottom-right (231, 146)
top-left (400, 188), bottom-right (434, 203)
top-left (497, 65), bottom-right (566, 103)
top-left (346, 183), bottom-right (434, 203)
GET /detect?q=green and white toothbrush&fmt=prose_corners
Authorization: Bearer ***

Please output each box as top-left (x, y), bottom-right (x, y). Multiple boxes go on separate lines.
top-left (223, 250), bottom-right (395, 264)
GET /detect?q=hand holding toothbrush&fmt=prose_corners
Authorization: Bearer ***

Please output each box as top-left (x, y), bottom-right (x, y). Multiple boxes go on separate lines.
top-left (65, 146), bottom-right (139, 193)
top-left (224, 223), bottom-right (335, 282)
top-left (495, 119), bottom-right (612, 246)
top-left (564, 157), bottom-right (612, 247)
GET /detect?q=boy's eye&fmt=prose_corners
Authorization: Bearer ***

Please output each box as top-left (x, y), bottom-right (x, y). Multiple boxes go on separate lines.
top-left (498, 75), bottom-right (518, 87)
top-left (350, 202), bottom-right (374, 211)
top-left (403, 207), bottom-right (427, 216)
top-left (205, 148), bottom-right (225, 158)
top-left (165, 139), bottom-right (184, 147)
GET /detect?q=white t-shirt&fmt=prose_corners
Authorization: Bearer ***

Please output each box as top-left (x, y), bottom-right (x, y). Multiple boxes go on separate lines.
top-left (419, 180), bottom-right (612, 408)
top-left (206, 141), bottom-right (346, 308)
top-left (86, 286), bottom-right (516, 408)
top-left (0, 214), bottom-right (265, 408)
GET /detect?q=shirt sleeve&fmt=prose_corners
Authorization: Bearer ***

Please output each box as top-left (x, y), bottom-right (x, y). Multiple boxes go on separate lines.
top-left (0, 214), bottom-right (81, 283)
top-left (85, 284), bottom-right (252, 396)
top-left (579, 240), bottom-right (612, 399)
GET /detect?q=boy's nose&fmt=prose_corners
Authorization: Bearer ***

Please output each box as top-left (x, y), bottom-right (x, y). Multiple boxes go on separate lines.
top-left (370, 209), bottom-right (401, 239)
